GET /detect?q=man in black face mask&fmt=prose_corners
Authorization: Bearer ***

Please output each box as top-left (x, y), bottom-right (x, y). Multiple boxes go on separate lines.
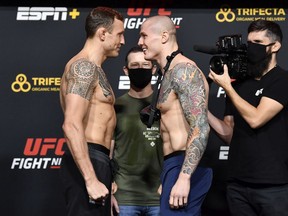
top-left (111, 46), bottom-right (163, 216)
top-left (207, 19), bottom-right (288, 216)
top-left (247, 36), bottom-right (275, 78)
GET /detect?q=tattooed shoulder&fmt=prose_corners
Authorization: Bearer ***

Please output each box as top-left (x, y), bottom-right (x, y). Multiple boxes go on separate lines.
top-left (65, 58), bottom-right (98, 100)
top-left (171, 62), bottom-right (204, 92)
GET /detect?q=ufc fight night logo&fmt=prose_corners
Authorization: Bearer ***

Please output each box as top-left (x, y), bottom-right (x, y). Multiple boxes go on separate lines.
top-left (124, 0), bottom-right (183, 29)
top-left (11, 138), bottom-right (66, 169)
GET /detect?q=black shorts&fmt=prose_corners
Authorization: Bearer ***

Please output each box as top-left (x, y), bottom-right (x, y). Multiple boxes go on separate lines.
top-left (60, 143), bottom-right (112, 216)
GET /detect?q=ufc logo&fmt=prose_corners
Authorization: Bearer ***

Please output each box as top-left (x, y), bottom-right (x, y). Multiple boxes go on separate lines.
top-left (127, 0), bottom-right (171, 16)
top-left (24, 138), bottom-right (65, 156)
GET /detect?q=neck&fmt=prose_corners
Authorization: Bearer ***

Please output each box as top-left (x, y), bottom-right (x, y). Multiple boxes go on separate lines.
top-left (81, 39), bottom-right (106, 66)
top-left (158, 45), bottom-right (179, 68)
top-left (128, 85), bottom-right (153, 99)
top-left (263, 59), bottom-right (277, 76)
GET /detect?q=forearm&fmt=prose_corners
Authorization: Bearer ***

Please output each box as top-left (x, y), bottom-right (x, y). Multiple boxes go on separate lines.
top-left (225, 86), bottom-right (259, 128)
top-left (208, 111), bottom-right (232, 144)
top-left (180, 122), bottom-right (209, 180)
top-left (63, 122), bottom-right (98, 183)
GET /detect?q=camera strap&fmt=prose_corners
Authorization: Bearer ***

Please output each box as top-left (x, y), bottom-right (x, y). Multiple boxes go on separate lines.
top-left (147, 49), bottom-right (182, 127)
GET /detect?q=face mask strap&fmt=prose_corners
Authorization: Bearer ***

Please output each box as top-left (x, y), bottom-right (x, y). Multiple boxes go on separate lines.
top-left (265, 42), bottom-right (275, 47)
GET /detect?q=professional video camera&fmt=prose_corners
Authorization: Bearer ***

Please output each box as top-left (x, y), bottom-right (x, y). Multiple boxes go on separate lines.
top-left (194, 34), bottom-right (249, 81)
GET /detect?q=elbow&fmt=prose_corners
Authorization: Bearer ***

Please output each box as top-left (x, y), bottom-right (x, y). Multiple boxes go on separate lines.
top-left (222, 134), bottom-right (232, 145)
top-left (62, 121), bottom-right (77, 136)
top-left (206, 123), bottom-right (210, 139)
top-left (248, 118), bottom-right (263, 129)
top-left (202, 123), bottom-right (210, 148)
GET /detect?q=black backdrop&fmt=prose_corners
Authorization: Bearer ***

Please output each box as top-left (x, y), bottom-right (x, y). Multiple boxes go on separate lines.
top-left (1, 2), bottom-right (288, 215)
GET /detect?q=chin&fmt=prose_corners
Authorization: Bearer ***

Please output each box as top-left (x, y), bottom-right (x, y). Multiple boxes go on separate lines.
top-left (144, 54), bottom-right (153, 61)
top-left (109, 52), bottom-right (119, 58)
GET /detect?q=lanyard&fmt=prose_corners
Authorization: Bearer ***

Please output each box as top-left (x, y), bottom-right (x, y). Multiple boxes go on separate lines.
top-left (146, 49), bottom-right (182, 127)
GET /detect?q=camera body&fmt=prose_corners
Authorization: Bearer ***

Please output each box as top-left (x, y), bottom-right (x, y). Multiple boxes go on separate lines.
top-left (140, 105), bottom-right (161, 128)
top-left (209, 34), bottom-right (248, 80)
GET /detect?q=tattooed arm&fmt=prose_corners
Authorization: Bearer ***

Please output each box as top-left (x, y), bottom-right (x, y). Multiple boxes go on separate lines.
top-left (169, 63), bottom-right (210, 208)
top-left (62, 59), bottom-right (109, 201)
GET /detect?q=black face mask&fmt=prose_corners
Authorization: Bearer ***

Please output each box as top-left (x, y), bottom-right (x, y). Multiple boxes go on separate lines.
top-left (128, 68), bottom-right (152, 89)
top-left (247, 52), bottom-right (272, 78)
top-left (247, 42), bottom-right (275, 63)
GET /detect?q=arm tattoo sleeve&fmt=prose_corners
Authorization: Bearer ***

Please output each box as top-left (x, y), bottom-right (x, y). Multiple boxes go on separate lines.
top-left (172, 63), bottom-right (210, 175)
top-left (65, 59), bottom-right (98, 101)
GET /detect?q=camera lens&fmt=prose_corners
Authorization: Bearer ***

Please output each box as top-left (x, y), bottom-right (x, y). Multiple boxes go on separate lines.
top-left (210, 56), bottom-right (225, 75)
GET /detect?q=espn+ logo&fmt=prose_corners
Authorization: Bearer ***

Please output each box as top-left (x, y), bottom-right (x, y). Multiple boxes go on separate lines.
top-left (16, 7), bottom-right (80, 21)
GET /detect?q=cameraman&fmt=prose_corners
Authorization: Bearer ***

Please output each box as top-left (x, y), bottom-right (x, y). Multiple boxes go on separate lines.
top-left (208, 19), bottom-right (288, 215)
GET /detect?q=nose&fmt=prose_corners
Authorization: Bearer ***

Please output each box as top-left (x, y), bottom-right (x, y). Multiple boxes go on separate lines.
top-left (138, 37), bottom-right (143, 47)
top-left (121, 35), bottom-right (125, 45)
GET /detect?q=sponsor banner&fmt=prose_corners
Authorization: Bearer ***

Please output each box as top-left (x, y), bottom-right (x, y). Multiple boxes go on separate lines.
top-left (11, 74), bottom-right (61, 93)
top-left (16, 7), bottom-right (80, 21)
top-left (215, 6), bottom-right (286, 23)
top-left (11, 138), bottom-right (66, 170)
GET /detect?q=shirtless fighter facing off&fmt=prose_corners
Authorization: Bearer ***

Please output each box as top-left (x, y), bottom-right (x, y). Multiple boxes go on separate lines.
top-left (138, 15), bottom-right (212, 215)
top-left (59, 7), bottom-right (125, 216)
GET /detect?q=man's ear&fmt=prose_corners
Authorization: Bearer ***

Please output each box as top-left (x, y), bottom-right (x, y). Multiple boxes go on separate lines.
top-left (161, 30), bottom-right (169, 44)
top-left (152, 65), bottom-right (157, 75)
top-left (272, 41), bottom-right (281, 53)
top-left (97, 27), bottom-right (107, 41)
top-left (123, 66), bottom-right (129, 76)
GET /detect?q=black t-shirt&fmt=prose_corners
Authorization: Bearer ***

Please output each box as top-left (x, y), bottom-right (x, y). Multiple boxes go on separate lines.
top-left (225, 66), bottom-right (288, 184)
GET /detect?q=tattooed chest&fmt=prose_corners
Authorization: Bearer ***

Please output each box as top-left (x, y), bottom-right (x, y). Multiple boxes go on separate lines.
top-left (158, 73), bottom-right (174, 104)
top-left (98, 69), bottom-right (114, 99)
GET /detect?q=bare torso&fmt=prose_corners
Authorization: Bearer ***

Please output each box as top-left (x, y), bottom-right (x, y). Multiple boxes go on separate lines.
top-left (60, 56), bottom-right (116, 150)
top-left (157, 59), bottom-right (209, 156)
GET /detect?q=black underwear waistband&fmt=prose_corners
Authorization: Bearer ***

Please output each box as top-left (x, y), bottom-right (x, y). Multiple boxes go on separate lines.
top-left (164, 150), bottom-right (185, 161)
top-left (87, 143), bottom-right (110, 156)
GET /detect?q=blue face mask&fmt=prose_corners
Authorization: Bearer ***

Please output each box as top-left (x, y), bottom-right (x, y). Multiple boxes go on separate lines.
top-left (128, 68), bottom-right (152, 89)
top-left (247, 42), bottom-right (275, 63)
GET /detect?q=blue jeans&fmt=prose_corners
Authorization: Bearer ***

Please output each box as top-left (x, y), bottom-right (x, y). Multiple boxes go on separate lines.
top-left (119, 205), bottom-right (160, 216)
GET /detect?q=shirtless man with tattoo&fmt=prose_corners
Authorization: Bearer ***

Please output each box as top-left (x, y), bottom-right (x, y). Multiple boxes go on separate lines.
top-left (138, 15), bottom-right (212, 215)
top-left (59, 7), bottom-right (124, 216)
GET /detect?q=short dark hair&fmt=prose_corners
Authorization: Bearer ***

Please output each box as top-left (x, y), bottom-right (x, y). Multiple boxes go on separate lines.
top-left (85, 7), bottom-right (124, 38)
top-left (248, 19), bottom-right (283, 43)
top-left (124, 46), bottom-right (157, 67)
top-left (124, 46), bottom-right (144, 66)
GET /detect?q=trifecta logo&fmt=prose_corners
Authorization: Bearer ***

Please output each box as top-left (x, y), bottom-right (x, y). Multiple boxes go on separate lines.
top-left (11, 138), bottom-right (66, 170)
top-left (16, 7), bottom-right (80, 21)
top-left (216, 6), bottom-right (286, 23)
top-left (11, 73), bottom-right (61, 93)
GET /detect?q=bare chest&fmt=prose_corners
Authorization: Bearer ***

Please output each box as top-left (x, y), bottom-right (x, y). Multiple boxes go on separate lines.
top-left (157, 73), bottom-right (177, 113)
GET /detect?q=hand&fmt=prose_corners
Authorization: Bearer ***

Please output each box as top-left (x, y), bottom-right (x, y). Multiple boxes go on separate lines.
top-left (169, 177), bottom-right (190, 209)
top-left (208, 64), bottom-right (233, 90)
top-left (157, 184), bottom-right (162, 195)
top-left (111, 194), bottom-right (120, 216)
top-left (112, 181), bottom-right (118, 194)
top-left (86, 179), bottom-right (109, 206)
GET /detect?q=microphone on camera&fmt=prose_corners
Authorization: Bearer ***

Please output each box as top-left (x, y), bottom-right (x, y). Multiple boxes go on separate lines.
top-left (193, 45), bottom-right (220, 55)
